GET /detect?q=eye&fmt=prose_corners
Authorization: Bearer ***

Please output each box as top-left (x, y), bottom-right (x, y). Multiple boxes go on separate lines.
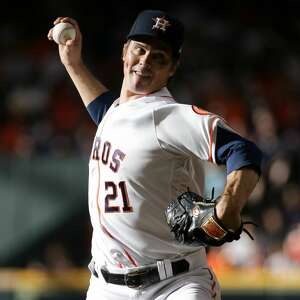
top-left (152, 52), bottom-right (169, 65)
top-left (132, 46), bottom-right (145, 55)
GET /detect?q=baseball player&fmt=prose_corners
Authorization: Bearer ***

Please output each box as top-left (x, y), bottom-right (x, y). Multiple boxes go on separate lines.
top-left (48, 10), bottom-right (262, 300)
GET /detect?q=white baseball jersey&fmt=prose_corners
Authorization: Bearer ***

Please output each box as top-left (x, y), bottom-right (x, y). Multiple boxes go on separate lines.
top-left (88, 87), bottom-right (227, 273)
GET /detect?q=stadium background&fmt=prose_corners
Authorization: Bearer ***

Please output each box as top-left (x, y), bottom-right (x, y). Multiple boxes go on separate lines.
top-left (0, 0), bottom-right (300, 299)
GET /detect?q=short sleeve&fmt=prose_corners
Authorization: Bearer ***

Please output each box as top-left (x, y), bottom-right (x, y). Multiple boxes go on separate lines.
top-left (153, 104), bottom-right (222, 161)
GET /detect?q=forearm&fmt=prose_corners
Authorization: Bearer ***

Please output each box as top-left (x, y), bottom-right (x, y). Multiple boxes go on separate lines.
top-left (65, 61), bottom-right (108, 107)
top-left (216, 168), bottom-right (259, 230)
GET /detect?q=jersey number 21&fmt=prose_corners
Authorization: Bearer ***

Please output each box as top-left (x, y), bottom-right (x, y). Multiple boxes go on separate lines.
top-left (105, 181), bottom-right (133, 213)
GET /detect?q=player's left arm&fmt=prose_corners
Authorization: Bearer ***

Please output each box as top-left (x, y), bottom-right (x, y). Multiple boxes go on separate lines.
top-left (157, 105), bottom-right (263, 244)
top-left (213, 125), bottom-right (263, 231)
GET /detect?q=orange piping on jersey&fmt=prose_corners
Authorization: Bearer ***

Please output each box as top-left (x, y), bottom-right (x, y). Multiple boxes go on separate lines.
top-left (209, 118), bottom-right (218, 162)
top-left (94, 162), bottom-right (124, 267)
top-left (100, 221), bottom-right (139, 267)
top-left (211, 280), bottom-right (216, 290)
top-left (95, 160), bottom-right (102, 217)
top-left (192, 105), bottom-right (211, 115)
top-left (100, 223), bottom-right (113, 238)
top-left (94, 163), bottom-right (122, 268)
top-left (205, 267), bottom-right (217, 299)
top-left (211, 279), bottom-right (217, 299)
top-left (209, 122), bottom-right (214, 162)
top-left (95, 161), bottom-right (138, 267)
top-left (191, 105), bottom-right (215, 161)
top-left (123, 248), bottom-right (138, 267)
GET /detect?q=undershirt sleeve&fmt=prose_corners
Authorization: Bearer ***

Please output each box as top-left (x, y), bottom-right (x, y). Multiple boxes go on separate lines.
top-left (215, 126), bottom-right (263, 175)
top-left (86, 91), bottom-right (117, 125)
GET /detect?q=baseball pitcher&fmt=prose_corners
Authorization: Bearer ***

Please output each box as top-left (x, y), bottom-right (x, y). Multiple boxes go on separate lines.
top-left (48, 10), bottom-right (262, 300)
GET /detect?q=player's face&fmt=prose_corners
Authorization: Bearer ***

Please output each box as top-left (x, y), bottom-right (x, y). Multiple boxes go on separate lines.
top-left (122, 39), bottom-right (177, 96)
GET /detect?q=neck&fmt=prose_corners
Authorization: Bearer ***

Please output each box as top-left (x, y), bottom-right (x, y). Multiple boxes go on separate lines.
top-left (120, 88), bottom-right (144, 103)
top-left (119, 80), bottom-right (166, 104)
top-left (119, 81), bottom-right (144, 104)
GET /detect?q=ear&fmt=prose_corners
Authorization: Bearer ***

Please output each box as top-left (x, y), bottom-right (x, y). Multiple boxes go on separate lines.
top-left (169, 60), bottom-right (180, 77)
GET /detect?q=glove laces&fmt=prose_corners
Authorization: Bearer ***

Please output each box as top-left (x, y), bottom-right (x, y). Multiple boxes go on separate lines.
top-left (241, 221), bottom-right (258, 240)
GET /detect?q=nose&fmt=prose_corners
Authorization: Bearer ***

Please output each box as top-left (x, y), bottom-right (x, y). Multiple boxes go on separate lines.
top-left (139, 52), bottom-right (152, 67)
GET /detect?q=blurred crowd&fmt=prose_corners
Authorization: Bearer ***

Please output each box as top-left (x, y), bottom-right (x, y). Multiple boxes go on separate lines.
top-left (1, 2), bottom-right (300, 272)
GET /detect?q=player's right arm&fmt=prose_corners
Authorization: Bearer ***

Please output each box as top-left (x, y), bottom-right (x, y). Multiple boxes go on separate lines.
top-left (47, 17), bottom-right (115, 124)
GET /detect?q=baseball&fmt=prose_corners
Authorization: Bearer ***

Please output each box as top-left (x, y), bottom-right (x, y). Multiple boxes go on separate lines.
top-left (52, 22), bottom-right (76, 45)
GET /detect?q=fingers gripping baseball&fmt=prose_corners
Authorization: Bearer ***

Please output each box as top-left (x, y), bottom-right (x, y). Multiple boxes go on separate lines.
top-left (48, 17), bottom-right (83, 67)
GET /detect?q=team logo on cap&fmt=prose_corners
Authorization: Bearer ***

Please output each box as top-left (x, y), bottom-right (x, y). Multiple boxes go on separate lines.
top-left (152, 16), bottom-right (170, 32)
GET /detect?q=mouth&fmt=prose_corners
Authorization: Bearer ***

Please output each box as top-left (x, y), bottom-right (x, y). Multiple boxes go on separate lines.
top-left (132, 70), bottom-right (152, 79)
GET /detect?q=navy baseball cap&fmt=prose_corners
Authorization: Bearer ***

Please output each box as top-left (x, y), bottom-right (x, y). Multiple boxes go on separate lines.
top-left (127, 10), bottom-right (185, 58)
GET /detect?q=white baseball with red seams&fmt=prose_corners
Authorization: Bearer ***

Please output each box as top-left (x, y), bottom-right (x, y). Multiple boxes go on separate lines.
top-left (86, 87), bottom-right (227, 299)
top-left (52, 22), bottom-right (76, 45)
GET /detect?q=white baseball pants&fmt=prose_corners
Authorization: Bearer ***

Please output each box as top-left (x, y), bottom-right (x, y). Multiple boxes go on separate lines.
top-left (86, 254), bottom-right (221, 300)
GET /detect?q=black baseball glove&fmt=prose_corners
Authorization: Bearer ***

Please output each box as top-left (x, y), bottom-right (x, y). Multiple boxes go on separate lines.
top-left (165, 191), bottom-right (254, 247)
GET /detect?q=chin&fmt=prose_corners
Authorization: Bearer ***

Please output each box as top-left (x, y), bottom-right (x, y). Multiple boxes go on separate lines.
top-left (130, 85), bottom-right (153, 95)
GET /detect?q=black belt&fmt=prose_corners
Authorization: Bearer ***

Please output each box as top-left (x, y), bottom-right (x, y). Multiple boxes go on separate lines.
top-left (89, 259), bottom-right (189, 289)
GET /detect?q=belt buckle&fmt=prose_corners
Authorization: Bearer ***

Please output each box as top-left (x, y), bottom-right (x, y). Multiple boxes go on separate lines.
top-left (125, 270), bottom-right (146, 289)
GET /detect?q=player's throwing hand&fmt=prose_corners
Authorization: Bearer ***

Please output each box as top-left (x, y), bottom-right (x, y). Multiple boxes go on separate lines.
top-left (48, 17), bottom-right (83, 68)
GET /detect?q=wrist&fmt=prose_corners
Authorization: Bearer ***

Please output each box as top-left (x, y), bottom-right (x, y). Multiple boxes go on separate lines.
top-left (64, 58), bottom-right (85, 73)
top-left (215, 202), bottom-right (241, 231)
